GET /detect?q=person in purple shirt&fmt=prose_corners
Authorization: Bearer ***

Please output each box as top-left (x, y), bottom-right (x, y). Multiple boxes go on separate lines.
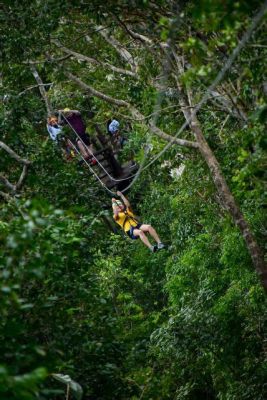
top-left (58, 109), bottom-right (96, 164)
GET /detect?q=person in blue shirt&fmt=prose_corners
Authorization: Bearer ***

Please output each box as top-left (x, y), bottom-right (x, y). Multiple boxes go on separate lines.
top-left (107, 118), bottom-right (126, 148)
top-left (47, 116), bottom-right (63, 142)
top-left (46, 116), bottom-right (74, 161)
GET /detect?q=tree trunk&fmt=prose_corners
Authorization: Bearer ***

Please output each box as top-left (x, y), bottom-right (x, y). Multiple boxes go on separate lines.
top-left (173, 50), bottom-right (267, 290)
top-left (190, 112), bottom-right (267, 290)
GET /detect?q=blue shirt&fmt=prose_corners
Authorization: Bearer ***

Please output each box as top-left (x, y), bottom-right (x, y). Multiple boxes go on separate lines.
top-left (47, 124), bottom-right (62, 141)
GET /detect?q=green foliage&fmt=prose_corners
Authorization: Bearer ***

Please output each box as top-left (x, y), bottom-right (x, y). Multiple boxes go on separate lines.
top-left (0, 367), bottom-right (47, 400)
top-left (1, 1), bottom-right (266, 399)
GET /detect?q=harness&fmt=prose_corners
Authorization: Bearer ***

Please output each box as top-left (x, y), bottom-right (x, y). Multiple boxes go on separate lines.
top-left (122, 211), bottom-right (139, 232)
top-left (113, 200), bottom-right (140, 231)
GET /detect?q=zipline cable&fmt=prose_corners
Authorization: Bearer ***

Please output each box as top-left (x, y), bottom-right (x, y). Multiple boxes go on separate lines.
top-left (61, 112), bottom-right (143, 184)
top-left (67, 135), bottom-right (150, 195)
top-left (57, 10), bottom-right (184, 190)
top-left (67, 138), bottom-right (116, 195)
top-left (59, 14), bottom-right (180, 191)
top-left (60, 1), bottom-right (267, 195)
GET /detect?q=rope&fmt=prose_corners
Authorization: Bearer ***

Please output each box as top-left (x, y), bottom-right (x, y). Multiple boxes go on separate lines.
top-left (61, 112), bottom-right (145, 184)
top-left (58, 2), bottom-right (266, 195)
top-left (67, 138), bottom-right (116, 195)
top-left (67, 135), bottom-right (149, 194)
top-left (118, 1), bottom-right (267, 188)
top-left (58, 13), bottom-right (180, 191)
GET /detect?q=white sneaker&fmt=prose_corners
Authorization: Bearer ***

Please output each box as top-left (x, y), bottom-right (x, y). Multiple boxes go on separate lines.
top-left (157, 242), bottom-right (165, 250)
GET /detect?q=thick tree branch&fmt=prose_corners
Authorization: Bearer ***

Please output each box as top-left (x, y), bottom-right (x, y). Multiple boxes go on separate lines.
top-left (190, 110), bottom-right (267, 288)
top-left (173, 54), bottom-right (267, 290)
top-left (66, 72), bottom-right (198, 149)
top-left (30, 66), bottom-right (54, 116)
top-left (94, 24), bottom-right (138, 72)
top-left (16, 164), bottom-right (29, 190)
top-left (0, 141), bottom-right (31, 165)
top-left (65, 72), bottom-right (130, 107)
top-left (0, 142), bottom-right (31, 200)
top-left (110, 14), bottom-right (153, 45)
top-left (52, 39), bottom-right (137, 78)
top-left (0, 174), bottom-right (16, 192)
top-left (0, 191), bottom-right (11, 201)
top-left (126, 28), bottom-right (153, 44)
top-left (209, 90), bottom-right (247, 122)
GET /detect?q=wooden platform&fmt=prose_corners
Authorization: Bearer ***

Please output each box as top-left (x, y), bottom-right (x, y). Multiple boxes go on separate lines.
top-left (90, 125), bottom-right (138, 192)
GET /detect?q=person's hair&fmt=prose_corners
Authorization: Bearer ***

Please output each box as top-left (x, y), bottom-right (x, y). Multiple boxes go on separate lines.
top-left (48, 116), bottom-right (58, 124)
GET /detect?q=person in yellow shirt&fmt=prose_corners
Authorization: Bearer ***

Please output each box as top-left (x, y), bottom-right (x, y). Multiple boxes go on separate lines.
top-left (112, 191), bottom-right (165, 253)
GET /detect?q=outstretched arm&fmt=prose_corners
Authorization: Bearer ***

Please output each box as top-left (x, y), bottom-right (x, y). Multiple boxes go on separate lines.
top-left (58, 109), bottom-right (80, 123)
top-left (117, 191), bottom-right (130, 208)
top-left (58, 109), bottom-right (80, 114)
top-left (112, 197), bottom-right (119, 220)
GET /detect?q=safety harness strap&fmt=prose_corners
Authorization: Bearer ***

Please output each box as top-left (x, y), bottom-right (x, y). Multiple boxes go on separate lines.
top-left (122, 211), bottom-right (139, 231)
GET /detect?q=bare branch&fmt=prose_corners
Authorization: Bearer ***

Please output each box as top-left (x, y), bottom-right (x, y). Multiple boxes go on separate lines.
top-left (0, 141), bottom-right (31, 199)
top-left (0, 174), bottom-right (16, 192)
top-left (16, 165), bottom-right (29, 190)
top-left (66, 72), bottom-right (198, 149)
top-left (126, 28), bottom-right (153, 44)
top-left (111, 20), bottom-right (165, 63)
top-left (218, 114), bottom-right (230, 140)
top-left (52, 39), bottom-right (137, 78)
top-left (94, 24), bottom-right (138, 72)
top-left (219, 84), bottom-right (248, 122)
top-left (18, 83), bottom-right (53, 97)
top-left (110, 14), bottom-right (153, 45)
top-left (30, 66), bottom-right (54, 116)
top-left (149, 121), bottom-right (199, 148)
top-left (27, 54), bottom-right (71, 65)
top-left (0, 141), bottom-right (31, 165)
top-left (0, 191), bottom-right (11, 201)
top-left (130, 108), bottom-right (198, 148)
top-left (66, 72), bottom-right (130, 107)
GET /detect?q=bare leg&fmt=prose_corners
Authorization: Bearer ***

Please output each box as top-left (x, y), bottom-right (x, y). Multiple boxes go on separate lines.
top-left (88, 144), bottom-right (94, 154)
top-left (140, 224), bottom-right (161, 244)
top-left (77, 140), bottom-right (90, 159)
top-left (133, 228), bottom-right (153, 249)
top-left (86, 144), bottom-right (97, 164)
top-left (84, 143), bottom-right (94, 156)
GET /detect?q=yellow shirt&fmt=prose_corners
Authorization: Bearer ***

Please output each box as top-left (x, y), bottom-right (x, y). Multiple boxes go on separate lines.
top-left (113, 207), bottom-right (138, 232)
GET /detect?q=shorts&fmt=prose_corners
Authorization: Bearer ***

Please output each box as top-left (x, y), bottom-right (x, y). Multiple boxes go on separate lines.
top-left (126, 223), bottom-right (142, 240)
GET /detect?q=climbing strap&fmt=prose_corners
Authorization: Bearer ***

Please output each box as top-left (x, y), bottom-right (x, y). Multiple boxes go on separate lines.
top-left (122, 210), bottom-right (140, 232)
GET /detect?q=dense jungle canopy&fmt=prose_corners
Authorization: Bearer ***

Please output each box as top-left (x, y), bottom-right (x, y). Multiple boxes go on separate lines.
top-left (1, 1), bottom-right (267, 399)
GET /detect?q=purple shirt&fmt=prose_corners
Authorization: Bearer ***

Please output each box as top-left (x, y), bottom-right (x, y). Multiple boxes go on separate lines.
top-left (66, 113), bottom-right (86, 136)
